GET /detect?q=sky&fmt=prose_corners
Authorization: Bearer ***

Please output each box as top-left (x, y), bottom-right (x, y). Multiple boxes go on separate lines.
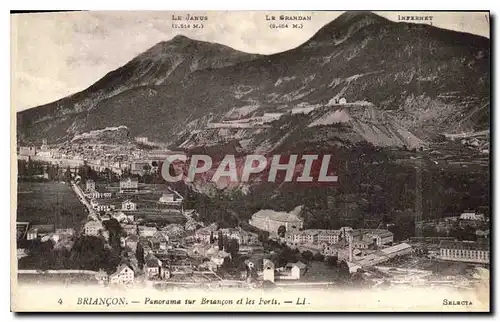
top-left (11, 11), bottom-right (490, 111)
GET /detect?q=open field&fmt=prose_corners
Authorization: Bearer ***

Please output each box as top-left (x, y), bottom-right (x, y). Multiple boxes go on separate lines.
top-left (381, 255), bottom-right (487, 276)
top-left (17, 181), bottom-right (88, 230)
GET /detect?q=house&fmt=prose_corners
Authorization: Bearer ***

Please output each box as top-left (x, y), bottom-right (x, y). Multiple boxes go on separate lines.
top-left (26, 228), bottom-right (38, 241)
top-left (249, 206), bottom-right (304, 234)
top-left (328, 97), bottom-right (348, 105)
top-left (142, 245), bottom-right (153, 255)
top-left (285, 229), bottom-right (319, 245)
top-left (184, 219), bottom-right (198, 232)
top-left (19, 145), bottom-right (36, 157)
top-left (92, 200), bottom-right (117, 212)
top-left (144, 256), bottom-right (161, 278)
top-left (210, 250), bottom-right (230, 267)
top-left (109, 264), bottom-right (134, 285)
top-left (199, 260), bottom-right (218, 272)
top-left (55, 228), bottom-right (75, 236)
top-left (86, 179), bottom-right (96, 192)
top-left (161, 223), bottom-right (185, 237)
top-left (84, 221), bottom-right (104, 236)
top-left (195, 229), bottom-right (213, 244)
top-left (123, 224), bottom-right (138, 235)
top-left (37, 150), bottom-right (52, 158)
top-left (439, 240), bottom-right (489, 264)
top-left (125, 235), bottom-right (139, 252)
top-left (285, 261), bottom-right (307, 280)
top-left (159, 190), bottom-right (183, 207)
top-left (246, 232), bottom-right (260, 245)
top-left (112, 212), bottom-right (129, 223)
top-left (322, 244), bottom-right (339, 257)
top-left (136, 137), bottom-right (148, 144)
top-left (317, 230), bottom-right (341, 244)
top-left (122, 200), bottom-right (137, 211)
top-left (138, 225), bottom-right (158, 238)
top-left (120, 177), bottom-right (139, 193)
top-left (347, 230), bottom-right (364, 243)
top-left (27, 224), bottom-right (55, 240)
top-left (372, 231), bottom-right (394, 246)
top-left (101, 213), bottom-right (112, 221)
top-left (160, 265), bottom-right (171, 279)
top-left (219, 228), bottom-right (242, 242)
top-left (300, 231), bottom-right (319, 244)
top-left (353, 239), bottom-right (373, 249)
top-left (95, 269), bottom-right (109, 285)
top-left (89, 191), bottom-right (112, 199)
top-left (263, 259), bottom-right (275, 282)
top-left (476, 229), bottom-right (490, 238)
top-left (347, 229), bottom-right (393, 247)
top-left (203, 245), bottom-right (220, 258)
top-left (149, 232), bottom-right (169, 251)
top-left (460, 211), bottom-right (485, 221)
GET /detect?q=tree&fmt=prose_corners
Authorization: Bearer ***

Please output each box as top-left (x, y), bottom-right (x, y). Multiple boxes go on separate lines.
top-left (69, 236), bottom-right (119, 273)
top-left (326, 255), bottom-right (338, 267)
top-left (26, 158), bottom-right (34, 177)
top-left (227, 239), bottom-right (239, 259)
top-left (301, 250), bottom-right (314, 263)
top-left (103, 218), bottom-right (123, 250)
top-left (17, 160), bottom-right (26, 177)
top-left (218, 257), bottom-right (233, 277)
top-left (312, 252), bottom-right (325, 262)
top-left (136, 242), bottom-right (145, 269)
top-left (142, 164), bottom-right (152, 174)
top-left (277, 245), bottom-right (298, 268)
top-left (277, 225), bottom-right (286, 238)
top-left (258, 231), bottom-right (269, 243)
top-left (223, 234), bottom-right (229, 251)
top-left (338, 260), bottom-right (351, 280)
top-left (65, 166), bottom-right (72, 182)
top-left (210, 231), bottom-right (214, 244)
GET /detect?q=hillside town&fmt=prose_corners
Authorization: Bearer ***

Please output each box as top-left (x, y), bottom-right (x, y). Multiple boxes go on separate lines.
top-left (16, 139), bottom-right (490, 291)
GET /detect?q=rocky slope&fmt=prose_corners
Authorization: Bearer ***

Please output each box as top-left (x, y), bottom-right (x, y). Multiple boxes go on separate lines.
top-left (16, 35), bottom-right (261, 143)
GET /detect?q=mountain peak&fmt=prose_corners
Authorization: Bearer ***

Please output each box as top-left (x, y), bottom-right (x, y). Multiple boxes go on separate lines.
top-left (170, 34), bottom-right (193, 43)
top-left (309, 11), bottom-right (390, 42)
top-left (335, 11), bottom-right (386, 23)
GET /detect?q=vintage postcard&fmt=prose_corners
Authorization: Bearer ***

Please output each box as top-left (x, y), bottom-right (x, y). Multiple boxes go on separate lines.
top-left (11, 10), bottom-right (490, 312)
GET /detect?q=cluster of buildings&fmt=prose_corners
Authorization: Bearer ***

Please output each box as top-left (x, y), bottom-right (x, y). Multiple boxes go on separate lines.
top-left (86, 218), bottom-right (269, 286)
top-left (83, 178), bottom-right (184, 216)
top-left (247, 205), bottom-right (414, 273)
top-left (284, 227), bottom-right (405, 272)
top-left (17, 135), bottom-right (177, 178)
top-left (76, 178), bottom-right (271, 287)
top-left (207, 97), bottom-right (352, 131)
top-left (439, 240), bottom-right (490, 264)
top-left (194, 226), bottom-right (260, 246)
top-left (252, 259), bottom-right (308, 283)
top-left (249, 205), bottom-right (304, 233)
